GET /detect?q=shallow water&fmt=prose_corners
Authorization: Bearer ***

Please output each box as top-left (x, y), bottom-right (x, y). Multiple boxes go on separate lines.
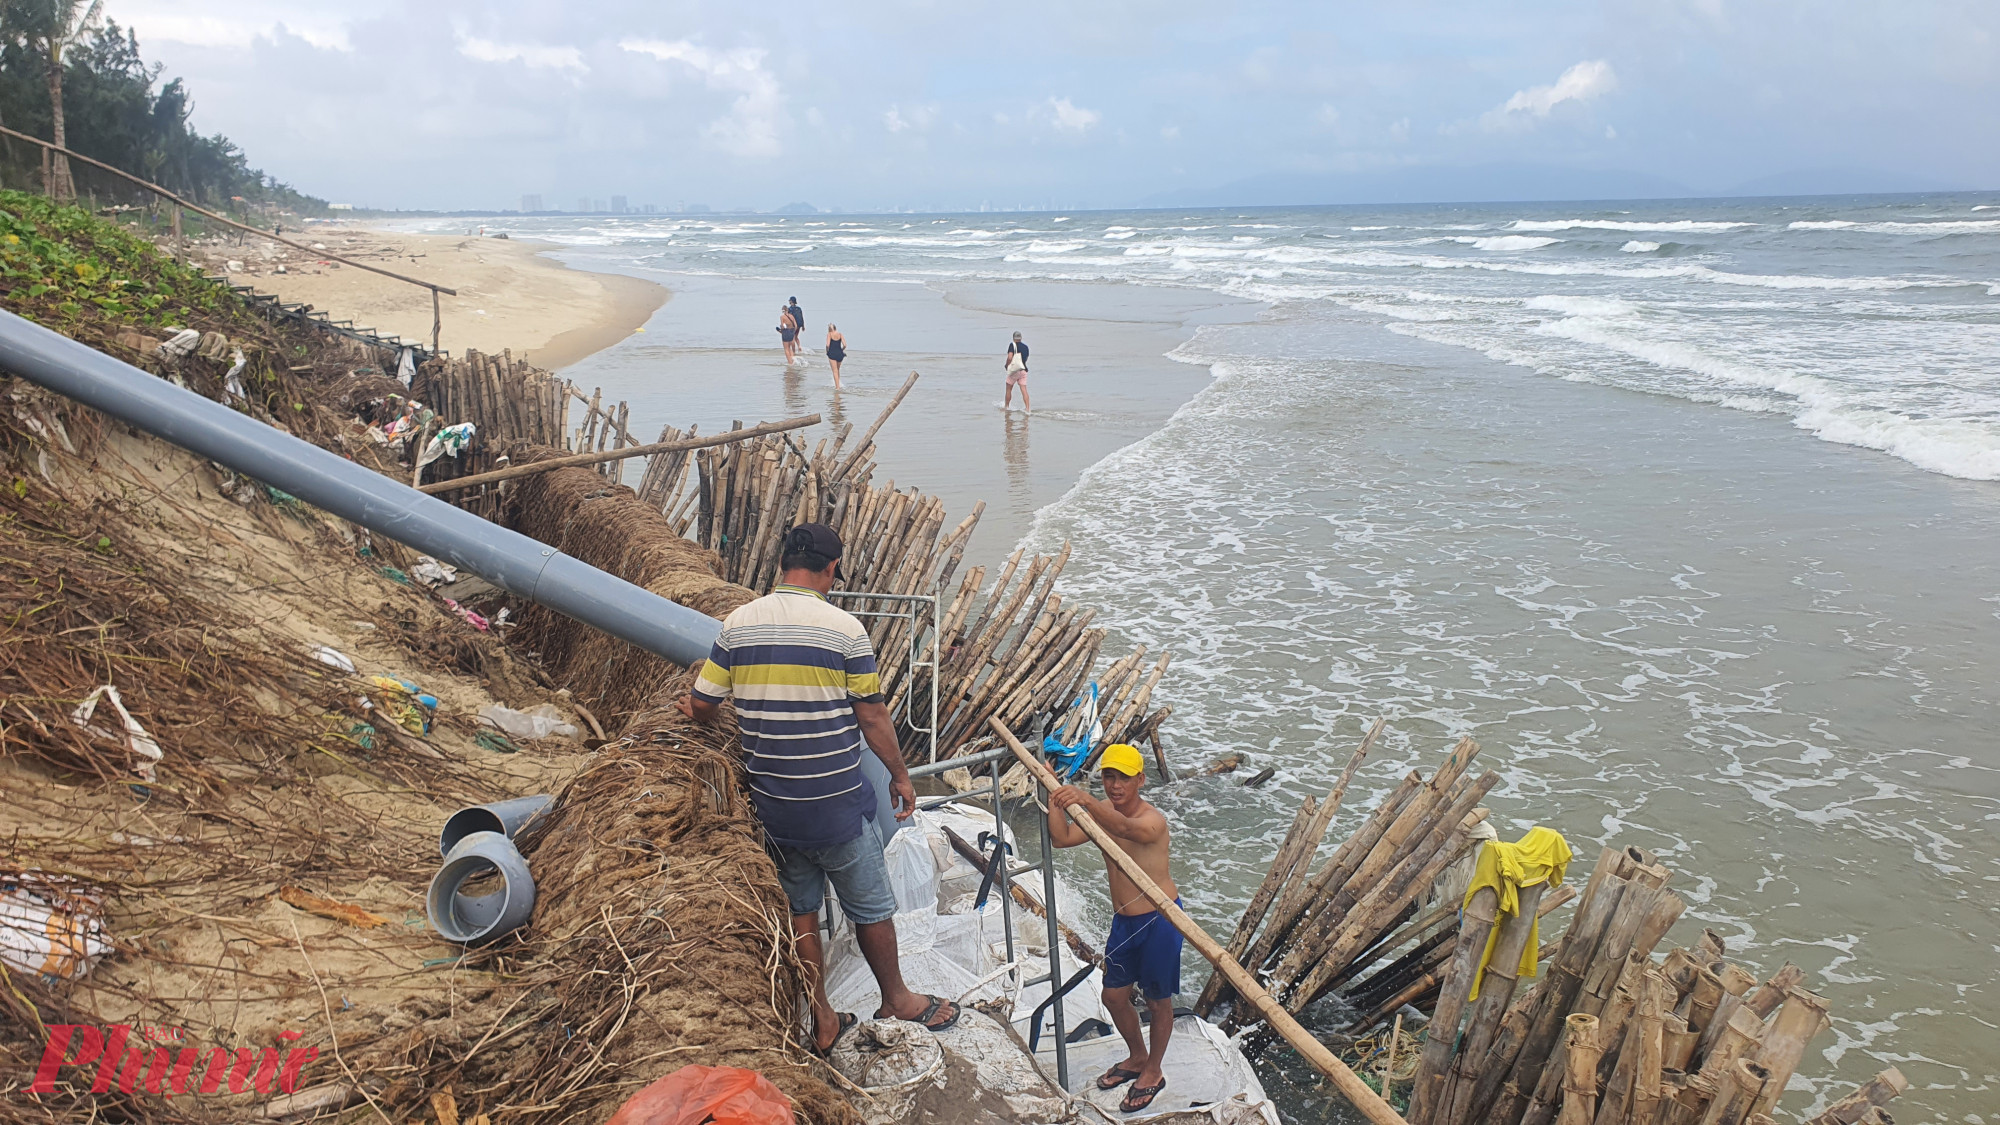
top-left (396, 197), bottom-right (2000, 1122)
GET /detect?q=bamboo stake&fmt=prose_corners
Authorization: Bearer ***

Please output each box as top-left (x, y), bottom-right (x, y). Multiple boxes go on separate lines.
top-left (833, 371), bottom-right (920, 481)
top-left (1409, 883), bottom-right (1501, 1125)
top-left (421, 415), bottom-right (820, 494)
top-left (993, 718), bottom-right (1408, 1125)
top-left (1557, 1014), bottom-right (1601, 1125)
top-left (1742, 964), bottom-right (1804, 1021)
top-left (1746, 987), bottom-right (1830, 1117)
top-left (1438, 880), bottom-right (1549, 1125)
top-left (1802, 1068), bottom-right (1906, 1125)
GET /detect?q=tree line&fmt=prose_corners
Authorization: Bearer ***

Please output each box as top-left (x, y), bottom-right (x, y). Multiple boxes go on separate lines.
top-left (0, 1), bottom-right (325, 215)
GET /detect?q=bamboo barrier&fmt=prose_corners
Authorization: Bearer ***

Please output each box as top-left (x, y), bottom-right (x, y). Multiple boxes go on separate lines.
top-left (417, 414), bottom-right (821, 495)
top-left (993, 719), bottom-right (1410, 1125)
top-left (1392, 842), bottom-right (1887, 1125)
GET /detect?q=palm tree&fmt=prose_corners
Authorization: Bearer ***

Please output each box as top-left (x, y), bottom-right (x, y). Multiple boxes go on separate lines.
top-left (7, 0), bottom-right (104, 198)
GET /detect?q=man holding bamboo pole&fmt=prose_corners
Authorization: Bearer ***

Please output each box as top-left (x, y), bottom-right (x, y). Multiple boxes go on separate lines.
top-left (1049, 742), bottom-right (1183, 1113)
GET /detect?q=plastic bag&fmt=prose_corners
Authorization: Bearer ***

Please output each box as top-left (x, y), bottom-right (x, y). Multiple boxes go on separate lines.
top-left (477, 703), bottom-right (577, 740)
top-left (0, 871), bottom-right (110, 980)
top-left (602, 1064), bottom-right (794, 1125)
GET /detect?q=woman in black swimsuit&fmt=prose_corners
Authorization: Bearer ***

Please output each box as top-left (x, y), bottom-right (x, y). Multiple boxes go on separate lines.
top-left (777, 306), bottom-right (799, 363)
top-left (824, 323), bottom-right (846, 390)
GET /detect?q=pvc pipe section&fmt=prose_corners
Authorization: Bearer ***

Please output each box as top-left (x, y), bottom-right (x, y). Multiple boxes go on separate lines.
top-left (0, 309), bottom-right (723, 667)
top-left (427, 831), bottom-right (536, 945)
top-left (439, 794), bottom-right (553, 857)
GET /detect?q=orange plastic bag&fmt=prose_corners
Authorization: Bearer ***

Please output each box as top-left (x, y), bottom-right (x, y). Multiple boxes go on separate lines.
top-left (603, 1065), bottom-right (795, 1125)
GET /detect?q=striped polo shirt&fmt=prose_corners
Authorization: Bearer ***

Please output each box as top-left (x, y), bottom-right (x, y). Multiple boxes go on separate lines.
top-left (692, 585), bottom-right (884, 849)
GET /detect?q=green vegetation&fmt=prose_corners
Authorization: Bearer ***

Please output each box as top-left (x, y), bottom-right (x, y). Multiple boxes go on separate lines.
top-left (0, 188), bottom-right (238, 328)
top-left (0, 5), bottom-right (325, 214)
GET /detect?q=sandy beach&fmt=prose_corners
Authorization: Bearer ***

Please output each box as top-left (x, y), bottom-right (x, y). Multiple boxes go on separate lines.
top-left (189, 226), bottom-right (667, 368)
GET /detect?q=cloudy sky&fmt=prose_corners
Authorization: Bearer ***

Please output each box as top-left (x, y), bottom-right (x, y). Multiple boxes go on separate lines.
top-left (111, 0), bottom-right (1997, 211)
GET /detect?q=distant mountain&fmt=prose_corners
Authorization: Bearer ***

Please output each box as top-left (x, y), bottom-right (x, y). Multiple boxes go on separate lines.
top-left (1719, 168), bottom-right (1966, 198)
top-left (773, 201), bottom-right (818, 214)
top-left (1147, 164), bottom-right (1698, 208)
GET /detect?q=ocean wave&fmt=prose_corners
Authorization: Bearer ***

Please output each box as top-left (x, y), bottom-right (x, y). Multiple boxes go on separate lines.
top-left (1789, 219), bottom-right (2000, 234)
top-left (1507, 219), bottom-right (1753, 233)
top-left (1455, 235), bottom-right (1564, 251)
top-left (1621, 241), bottom-right (1662, 252)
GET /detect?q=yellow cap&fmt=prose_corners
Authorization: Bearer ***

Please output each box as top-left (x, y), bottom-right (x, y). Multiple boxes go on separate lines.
top-left (1098, 743), bottom-right (1146, 778)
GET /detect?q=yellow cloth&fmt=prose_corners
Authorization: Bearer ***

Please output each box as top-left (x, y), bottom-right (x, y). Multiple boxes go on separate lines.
top-left (1462, 826), bottom-right (1573, 1000)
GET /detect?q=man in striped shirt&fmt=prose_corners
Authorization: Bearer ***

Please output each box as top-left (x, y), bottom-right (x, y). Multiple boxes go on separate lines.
top-left (680, 523), bottom-right (960, 1055)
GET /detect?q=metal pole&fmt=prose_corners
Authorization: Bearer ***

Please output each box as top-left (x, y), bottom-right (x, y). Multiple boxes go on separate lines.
top-left (1038, 746), bottom-right (1069, 1089)
top-left (0, 309), bottom-right (723, 667)
top-left (993, 756), bottom-right (1015, 973)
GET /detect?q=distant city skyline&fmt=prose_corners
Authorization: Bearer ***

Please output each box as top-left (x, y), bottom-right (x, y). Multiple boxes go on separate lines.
top-left (109, 0), bottom-right (1998, 213)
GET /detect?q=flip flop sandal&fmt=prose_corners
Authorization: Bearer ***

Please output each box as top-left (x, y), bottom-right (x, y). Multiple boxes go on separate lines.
top-left (914, 994), bottom-right (961, 1032)
top-left (1120, 1077), bottom-right (1167, 1114)
top-left (808, 1011), bottom-right (857, 1059)
top-left (1096, 1065), bottom-right (1143, 1090)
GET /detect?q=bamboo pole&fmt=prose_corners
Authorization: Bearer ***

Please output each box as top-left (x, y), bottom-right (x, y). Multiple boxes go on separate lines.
top-left (1742, 964), bottom-right (1804, 1021)
top-left (832, 371), bottom-right (920, 481)
top-left (1409, 884), bottom-right (1501, 1125)
top-left (1802, 1068), bottom-right (1906, 1125)
top-left (420, 414), bottom-right (820, 494)
top-left (1438, 880), bottom-right (1549, 1125)
top-left (0, 123), bottom-right (459, 298)
top-left (1746, 987), bottom-right (1829, 1117)
top-left (992, 718), bottom-right (1408, 1125)
top-left (1556, 1014), bottom-right (1601, 1125)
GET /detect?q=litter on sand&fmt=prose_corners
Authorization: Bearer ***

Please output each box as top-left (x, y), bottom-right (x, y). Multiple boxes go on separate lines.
top-left (476, 703), bottom-right (577, 741)
top-left (0, 871), bottom-right (111, 981)
top-left (69, 683), bottom-right (163, 781)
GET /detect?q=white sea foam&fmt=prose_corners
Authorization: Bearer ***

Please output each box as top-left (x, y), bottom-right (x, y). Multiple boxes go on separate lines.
top-left (1621, 241), bottom-right (1661, 252)
top-left (1350, 225), bottom-right (1390, 231)
top-left (1508, 219), bottom-right (1753, 233)
top-left (1456, 235), bottom-right (1563, 251)
top-left (1790, 219), bottom-right (2000, 234)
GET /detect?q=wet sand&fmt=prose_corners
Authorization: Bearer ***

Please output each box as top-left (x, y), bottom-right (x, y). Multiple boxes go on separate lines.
top-left (193, 227), bottom-right (667, 367)
top-left (555, 266), bottom-right (1260, 565)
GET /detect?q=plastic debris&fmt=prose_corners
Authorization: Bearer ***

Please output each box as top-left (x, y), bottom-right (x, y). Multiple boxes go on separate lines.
top-left (367, 676), bottom-right (439, 734)
top-left (155, 328), bottom-right (201, 359)
top-left (311, 645), bottom-right (356, 673)
top-left (0, 871), bottom-right (111, 981)
top-left (441, 597), bottom-right (488, 631)
top-left (474, 730), bottom-right (522, 755)
top-left (408, 555), bottom-right (459, 587)
top-left (223, 347), bottom-right (247, 400)
top-left (70, 684), bottom-right (163, 781)
top-left (603, 1065), bottom-right (794, 1125)
top-left (477, 703), bottom-right (577, 741)
top-left (417, 422), bottom-right (476, 470)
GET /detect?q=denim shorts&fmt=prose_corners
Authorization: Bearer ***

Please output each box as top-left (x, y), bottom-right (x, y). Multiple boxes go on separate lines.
top-left (771, 816), bottom-right (900, 925)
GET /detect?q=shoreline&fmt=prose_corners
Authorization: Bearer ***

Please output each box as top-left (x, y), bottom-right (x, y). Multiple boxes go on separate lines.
top-left (187, 225), bottom-right (668, 368)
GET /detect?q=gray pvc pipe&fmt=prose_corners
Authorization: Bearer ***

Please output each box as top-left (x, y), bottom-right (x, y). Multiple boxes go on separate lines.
top-left (439, 793), bottom-right (553, 857)
top-left (0, 309), bottom-right (722, 667)
top-left (427, 830), bottom-right (536, 944)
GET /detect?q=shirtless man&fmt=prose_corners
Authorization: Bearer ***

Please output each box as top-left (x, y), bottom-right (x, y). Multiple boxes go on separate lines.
top-left (1049, 743), bottom-right (1181, 1114)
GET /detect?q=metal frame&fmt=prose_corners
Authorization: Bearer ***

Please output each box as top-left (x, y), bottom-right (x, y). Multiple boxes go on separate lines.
top-left (904, 729), bottom-right (1079, 1090)
top-left (830, 590), bottom-right (941, 764)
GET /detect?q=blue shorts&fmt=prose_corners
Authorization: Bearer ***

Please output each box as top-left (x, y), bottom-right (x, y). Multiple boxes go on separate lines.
top-left (771, 816), bottom-right (900, 926)
top-left (1103, 899), bottom-right (1185, 1000)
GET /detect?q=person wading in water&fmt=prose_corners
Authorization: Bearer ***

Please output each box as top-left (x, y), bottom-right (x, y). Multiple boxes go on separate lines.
top-left (825, 323), bottom-right (846, 389)
top-left (1049, 743), bottom-right (1181, 1113)
top-left (777, 304), bottom-right (800, 364)
top-left (680, 524), bottom-right (960, 1056)
top-left (1003, 331), bottom-right (1031, 413)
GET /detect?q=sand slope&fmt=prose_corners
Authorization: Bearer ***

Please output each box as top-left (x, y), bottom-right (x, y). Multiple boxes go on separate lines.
top-left (192, 227), bottom-right (667, 369)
